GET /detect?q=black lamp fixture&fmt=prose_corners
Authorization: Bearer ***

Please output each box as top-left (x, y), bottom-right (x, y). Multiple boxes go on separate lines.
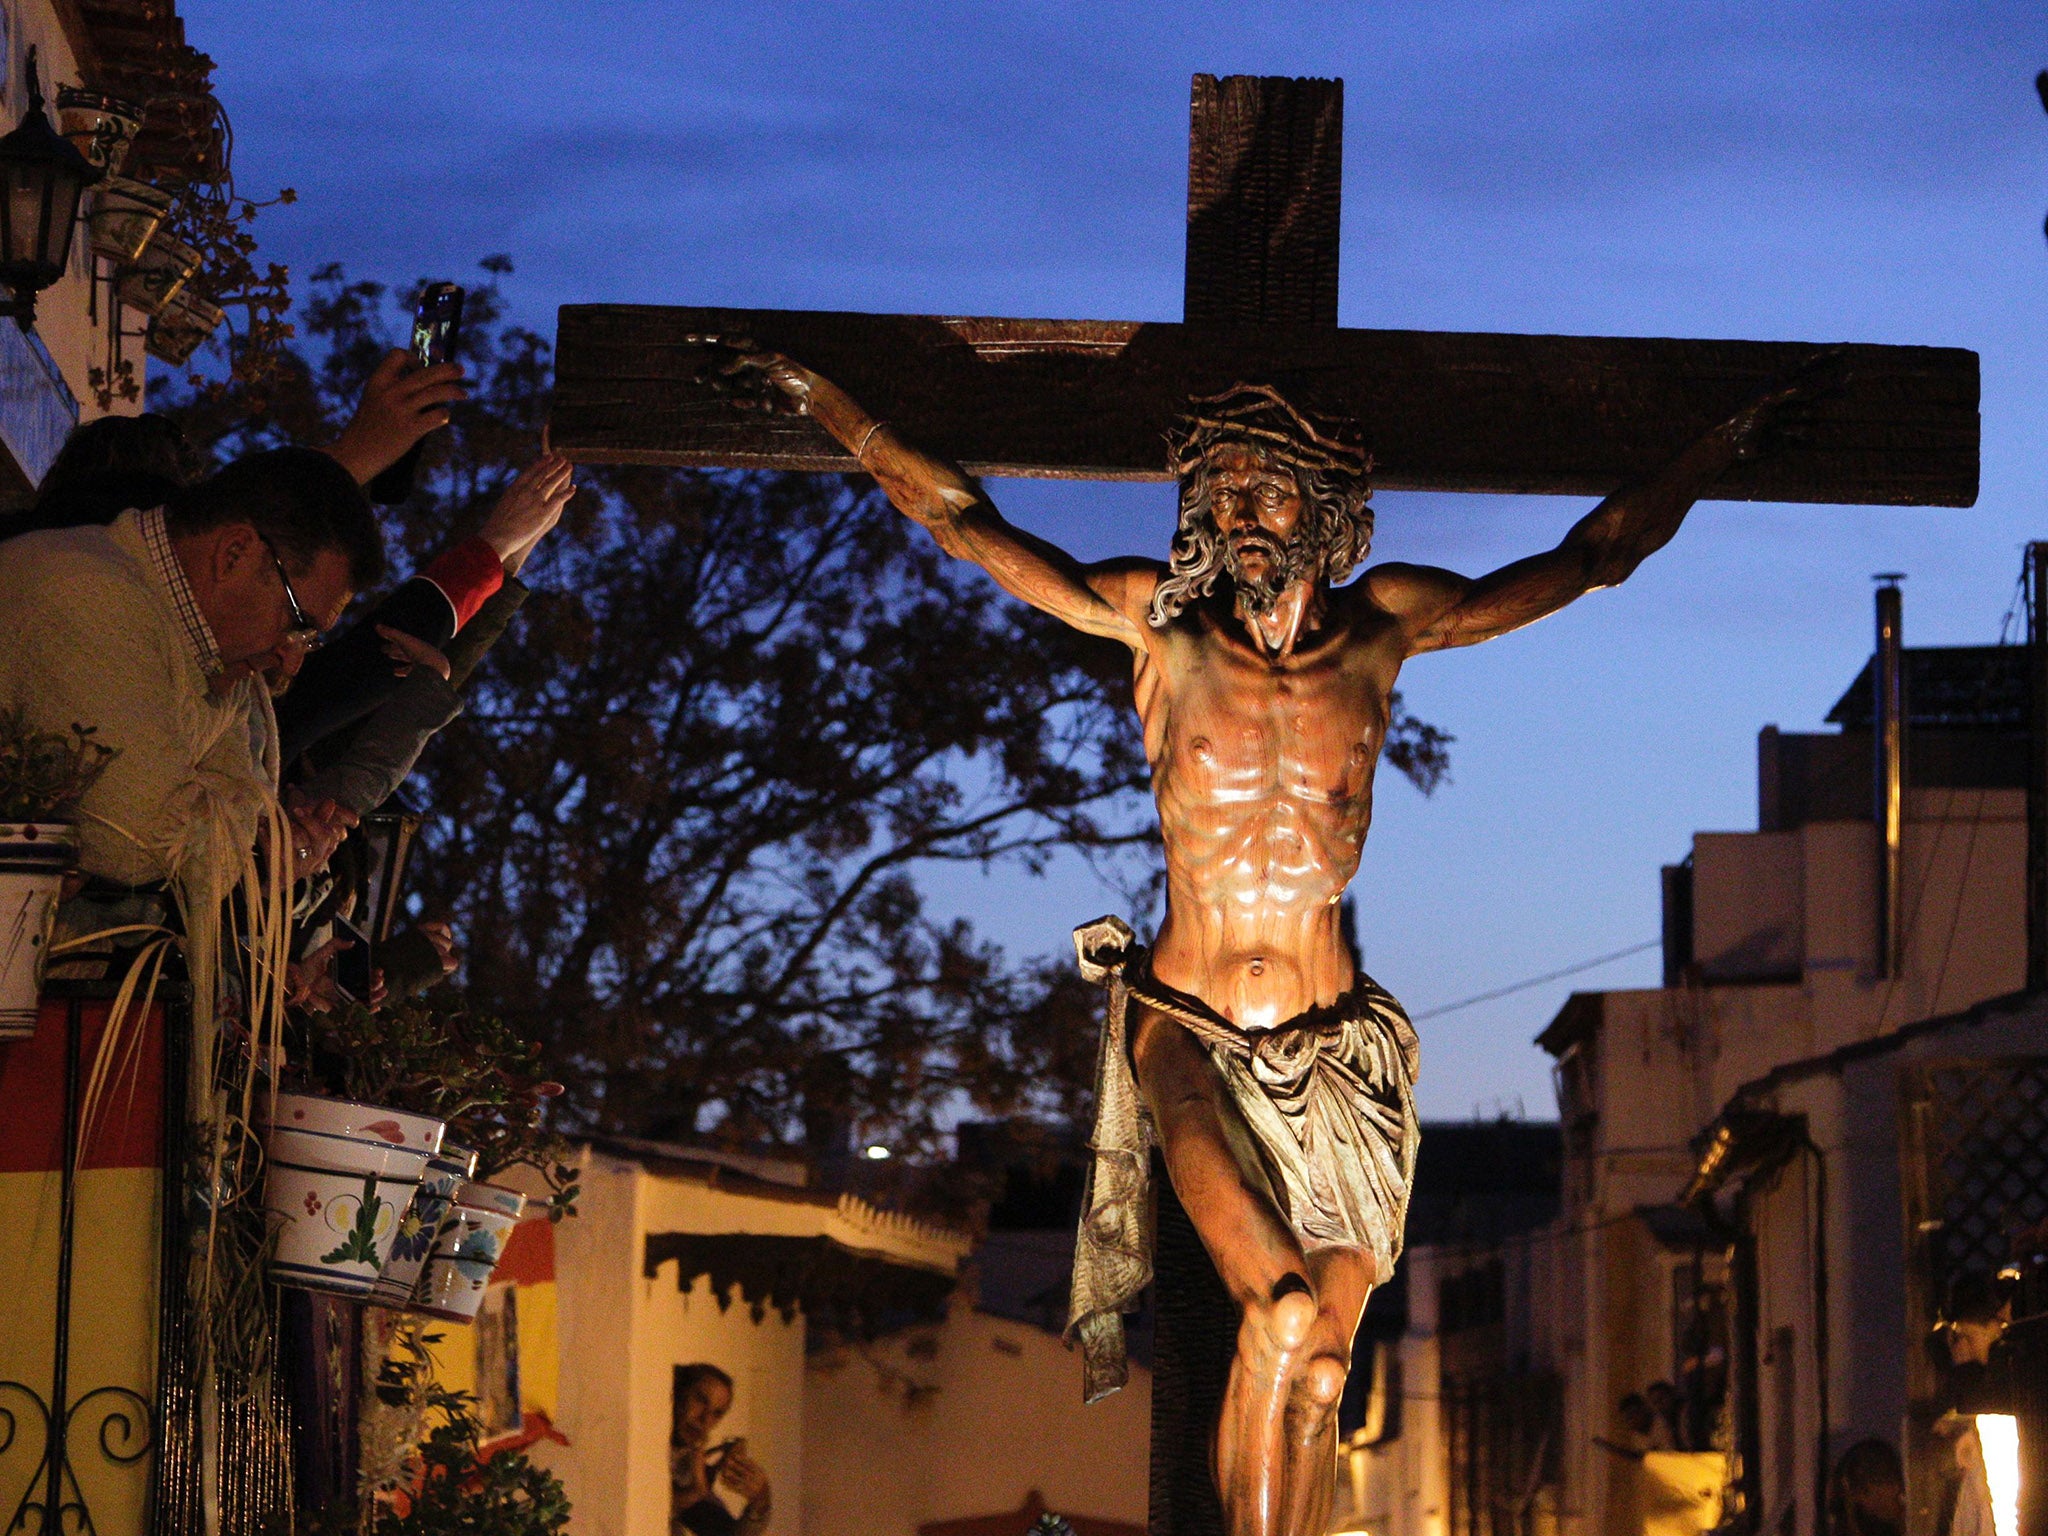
top-left (0, 47), bottom-right (101, 332)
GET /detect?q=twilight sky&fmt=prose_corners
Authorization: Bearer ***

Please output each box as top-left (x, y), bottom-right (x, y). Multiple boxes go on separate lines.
top-left (184, 0), bottom-right (2048, 1119)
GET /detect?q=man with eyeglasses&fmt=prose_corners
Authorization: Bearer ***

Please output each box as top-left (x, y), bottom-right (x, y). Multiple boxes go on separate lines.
top-left (0, 446), bottom-right (384, 913)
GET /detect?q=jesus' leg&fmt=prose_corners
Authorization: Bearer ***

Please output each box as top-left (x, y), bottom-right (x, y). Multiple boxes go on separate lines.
top-left (1278, 1247), bottom-right (1375, 1535)
top-left (1133, 1006), bottom-right (1356, 1536)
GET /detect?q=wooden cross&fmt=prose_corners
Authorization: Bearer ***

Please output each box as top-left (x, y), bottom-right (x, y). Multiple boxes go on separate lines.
top-left (550, 74), bottom-right (1977, 507)
top-left (546, 74), bottom-right (1978, 1536)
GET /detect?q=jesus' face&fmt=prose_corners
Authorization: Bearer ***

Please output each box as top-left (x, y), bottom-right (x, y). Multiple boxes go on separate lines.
top-left (1205, 443), bottom-right (1316, 617)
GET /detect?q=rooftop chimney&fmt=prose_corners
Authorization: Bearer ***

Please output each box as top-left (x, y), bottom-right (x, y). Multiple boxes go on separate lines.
top-left (1874, 575), bottom-right (1905, 978)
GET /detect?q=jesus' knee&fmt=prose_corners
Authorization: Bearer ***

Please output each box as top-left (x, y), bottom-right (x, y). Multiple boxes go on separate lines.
top-left (1284, 1353), bottom-right (1348, 1439)
top-left (1242, 1273), bottom-right (1318, 1355)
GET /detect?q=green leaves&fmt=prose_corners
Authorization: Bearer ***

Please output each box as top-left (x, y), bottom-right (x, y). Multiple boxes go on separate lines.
top-left (396, 1389), bottom-right (572, 1535)
top-left (288, 1382), bottom-right (572, 1536)
top-left (294, 990), bottom-right (578, 1212)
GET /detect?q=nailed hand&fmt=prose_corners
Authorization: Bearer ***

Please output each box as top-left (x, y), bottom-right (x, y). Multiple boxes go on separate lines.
top-left (1728, 347), bottom-right (1850, 462)
top-left (682, 334), bottom-right (814, 416)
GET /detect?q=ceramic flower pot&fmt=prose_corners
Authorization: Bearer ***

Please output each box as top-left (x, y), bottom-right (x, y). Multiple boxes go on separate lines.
top-left (368, 1140), bottom-right (476, 1309)
top-left (412, 1180), bottom-right (526, 1323)
top-left (260, 1092), bottom-right (445, 1297)
top-left (56, 88), bottom-right (144, 176)
top-left (0, 822), bottom-right (77, 1040)
top-left (115, 231), bottom-right (201, 317)
top-left (266, 1089), bottom-right (446, 1157)
top-left (147, 288), bottom-right (225, 367)
top-left (88, 176), bottom-right (172, 264)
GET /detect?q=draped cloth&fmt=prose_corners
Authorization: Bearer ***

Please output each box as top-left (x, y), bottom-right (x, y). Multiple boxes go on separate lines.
top-left (1063, 915), bottom-right (1422, 1403)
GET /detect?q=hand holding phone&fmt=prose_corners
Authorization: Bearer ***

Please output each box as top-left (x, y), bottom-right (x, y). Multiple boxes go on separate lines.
top-left (368, 283), bottom-right (467, 505)
top-left (329, 350), bottom-right (466, 490)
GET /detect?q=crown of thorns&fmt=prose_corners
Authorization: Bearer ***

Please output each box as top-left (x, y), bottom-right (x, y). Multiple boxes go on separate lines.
top-left (1166, 383), bottom-right (1373, 483)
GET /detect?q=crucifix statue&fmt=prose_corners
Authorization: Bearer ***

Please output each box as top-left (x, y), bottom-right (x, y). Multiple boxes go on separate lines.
top-left (551, 75), bottom-right (1976, 1536)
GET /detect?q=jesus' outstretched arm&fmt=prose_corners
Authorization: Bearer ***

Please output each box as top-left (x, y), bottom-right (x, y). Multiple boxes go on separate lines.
top-left (1363, 368), bottom-right (1826, 656)
top-left (707, 346), bottom-right (1156, 649)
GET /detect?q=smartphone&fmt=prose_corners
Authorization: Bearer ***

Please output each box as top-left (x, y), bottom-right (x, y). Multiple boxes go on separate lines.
top-left (410, 282), bottom-right (465, 369)
top-left (331, 914), bottom-right (374, 1005)
top-left (368, 283), bottom-right (467, 505)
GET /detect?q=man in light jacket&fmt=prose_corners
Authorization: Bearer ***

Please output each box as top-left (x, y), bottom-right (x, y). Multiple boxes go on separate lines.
top-left (0, 447), bottom-right (384, 913)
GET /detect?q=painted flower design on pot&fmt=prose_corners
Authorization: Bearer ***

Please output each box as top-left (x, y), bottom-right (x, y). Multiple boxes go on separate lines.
top-left (388, 1202), bottom-right (438, 1264)
top-left (448, 1221), bottom-right (505, 1286)
top-left (302, 1190), bottom-right (322, 1216)
top-left (320, 1177), bottom-right (388, 1267)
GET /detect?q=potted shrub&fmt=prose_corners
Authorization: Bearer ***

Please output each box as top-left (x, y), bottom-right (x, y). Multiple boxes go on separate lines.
top-left (294, 992), bottom-right (576, 1315)
top-left (147, 288), bottom-right (227, 367)
top-left (411, 999), bottom-right (578, 1323)
top-left (89, 177), bottom-right (174, 264)
top-left (265, 1000), bottom-right (466, 1296)
top-left (55, 87), bottom-right (144, 176)
top-left (0, 710), bottom-right (113, 1040)
top-left (371, 1137), bottom-right (476, 1309)
top-left (260, 1090), bottom-right (445, 1298)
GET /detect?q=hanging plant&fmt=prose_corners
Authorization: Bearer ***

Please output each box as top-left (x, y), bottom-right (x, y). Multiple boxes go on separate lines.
top-left (293, 990), bottom-right (579, 1221)
top-left (81, 45), bottom-right (298, 412)
top-left (149, 171), bottom-right (297, 404)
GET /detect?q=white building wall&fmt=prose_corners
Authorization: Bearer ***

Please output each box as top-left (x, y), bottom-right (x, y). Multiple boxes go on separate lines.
top-left (11, 3), bottom-right (130, 421)
top-left (536, 1148), bottom-right (966, 1536)
top-left (804, 1297), bottom-right (1151, 1536)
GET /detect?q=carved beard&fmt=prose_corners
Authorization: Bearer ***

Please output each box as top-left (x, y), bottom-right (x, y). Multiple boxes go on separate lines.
top-left (1224, 529), bottom-right (1318, 620)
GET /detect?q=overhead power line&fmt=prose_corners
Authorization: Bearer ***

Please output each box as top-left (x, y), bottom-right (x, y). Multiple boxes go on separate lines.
top-left (1410, 938), bottom-right (1661, 1022)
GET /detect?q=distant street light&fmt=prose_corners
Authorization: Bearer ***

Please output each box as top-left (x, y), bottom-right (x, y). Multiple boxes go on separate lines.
top-left (0, 47), bottom-right (101, 332)
top-left (862, 1144), bottom-right (891, 1161)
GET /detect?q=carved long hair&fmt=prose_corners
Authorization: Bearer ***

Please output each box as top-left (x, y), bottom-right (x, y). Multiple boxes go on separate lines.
top-left (1149, 384), bottom-right (1374, 628)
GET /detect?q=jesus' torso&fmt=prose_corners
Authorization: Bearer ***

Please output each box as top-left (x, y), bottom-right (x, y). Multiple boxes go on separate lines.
top-left (1129, 579), bottom-right (1406, 1030)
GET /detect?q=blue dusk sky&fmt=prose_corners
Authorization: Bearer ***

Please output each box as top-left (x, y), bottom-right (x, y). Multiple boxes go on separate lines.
top-left (184, 1), bottom-right (2048, 1120)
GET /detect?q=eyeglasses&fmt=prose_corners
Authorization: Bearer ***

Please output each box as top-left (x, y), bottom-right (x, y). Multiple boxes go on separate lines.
top-left (261, 538), bottom-right (325, 649)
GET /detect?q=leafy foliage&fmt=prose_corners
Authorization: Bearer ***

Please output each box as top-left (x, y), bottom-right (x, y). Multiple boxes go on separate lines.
top-left (290, 1382), bottom-right (571, 1536)
top-left (0, 708), bottom-right (116, 822)
top-left (292, 990), bottom-right (579, 1219)
top-left (396, 1390), bottom-right (573, 1536)
top-left (86, 25), bottom-right (299, 413)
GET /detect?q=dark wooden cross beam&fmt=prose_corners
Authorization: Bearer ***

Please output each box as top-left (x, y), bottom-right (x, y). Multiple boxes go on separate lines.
top-left (551, 74), bottom-right (1977, 506)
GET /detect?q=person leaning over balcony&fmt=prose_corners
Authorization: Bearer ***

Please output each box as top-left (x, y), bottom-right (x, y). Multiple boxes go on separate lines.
top-left (271, 450), bottom-right (573, 766)
top-left (279, 456), bottom-right (576, 1012)
top-left (0, 447), bottom-right (384, 919)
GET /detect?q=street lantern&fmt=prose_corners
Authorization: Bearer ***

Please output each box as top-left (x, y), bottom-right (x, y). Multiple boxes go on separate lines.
top-left (0, 48), bottom-right (102, 331)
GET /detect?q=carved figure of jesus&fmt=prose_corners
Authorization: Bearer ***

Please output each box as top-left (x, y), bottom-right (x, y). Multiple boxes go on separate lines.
top-left (713, 343), bottom-right (1808, 1536)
